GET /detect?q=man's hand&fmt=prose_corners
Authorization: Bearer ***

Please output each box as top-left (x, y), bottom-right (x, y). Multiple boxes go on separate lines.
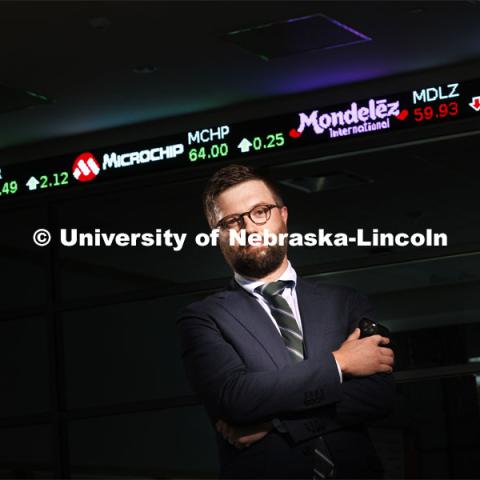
top-left (333, 328), bottom-right (394, 376)
top-left (215, 419), bottom-right (273, 449)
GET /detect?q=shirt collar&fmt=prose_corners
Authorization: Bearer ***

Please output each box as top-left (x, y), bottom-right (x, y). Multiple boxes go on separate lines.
top-left (234, 260), bottom-right (297, 297)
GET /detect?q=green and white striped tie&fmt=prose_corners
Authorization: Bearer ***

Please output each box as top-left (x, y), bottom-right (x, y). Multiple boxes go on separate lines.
top-left (257, 280), bottom-right (335, 479)
top-left (256, 280), bottom-right (304, 363)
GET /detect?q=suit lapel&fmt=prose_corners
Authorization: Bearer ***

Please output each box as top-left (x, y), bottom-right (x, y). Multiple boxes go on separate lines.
top-left (220, 276), bottom-right (333, 366)
top-left (222, 278), bottom-right (291, 368)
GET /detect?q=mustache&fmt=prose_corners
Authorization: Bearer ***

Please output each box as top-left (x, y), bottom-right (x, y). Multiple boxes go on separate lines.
top-left (238, 234), bottom-right (271, 251)
top-left (220, 226), bottom-right (288, 252)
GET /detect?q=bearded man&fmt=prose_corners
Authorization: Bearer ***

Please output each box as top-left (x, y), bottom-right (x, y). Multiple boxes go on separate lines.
top-left (176, 164), bottom-right (395, 479)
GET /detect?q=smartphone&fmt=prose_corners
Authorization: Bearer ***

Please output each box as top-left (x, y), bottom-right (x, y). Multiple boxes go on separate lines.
top-left (358, 317), bottom-right (392, 347)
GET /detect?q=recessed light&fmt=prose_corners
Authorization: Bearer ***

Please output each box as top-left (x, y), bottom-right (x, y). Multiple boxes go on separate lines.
top-left (133, 65), bottom-right (159, 74)
top-left (89, 17), bottom-right (111, 31)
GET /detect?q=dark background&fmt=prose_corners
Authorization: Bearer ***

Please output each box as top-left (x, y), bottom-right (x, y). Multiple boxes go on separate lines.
top-left (0, 2), bottom-right (479, 478)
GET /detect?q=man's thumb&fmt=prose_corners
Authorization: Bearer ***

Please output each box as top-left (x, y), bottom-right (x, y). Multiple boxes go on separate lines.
top-left (347, 327), bottom-right (361, 341)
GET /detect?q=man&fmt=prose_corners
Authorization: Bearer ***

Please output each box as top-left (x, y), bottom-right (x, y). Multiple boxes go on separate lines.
top-left (176, 164), bottom-right (395, 479)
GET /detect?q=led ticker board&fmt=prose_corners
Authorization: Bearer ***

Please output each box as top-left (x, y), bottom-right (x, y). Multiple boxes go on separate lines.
top-left (1, 78), bottom-right (479, 200)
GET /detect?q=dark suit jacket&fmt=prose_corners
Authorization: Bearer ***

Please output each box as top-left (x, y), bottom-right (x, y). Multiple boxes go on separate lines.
top-left (176, 276), bottom-right (395, 479)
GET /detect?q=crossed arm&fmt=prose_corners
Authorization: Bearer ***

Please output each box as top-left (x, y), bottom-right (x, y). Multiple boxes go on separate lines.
top-left (177, 305), bottom-right (344, 422)
top-left (215, 371), bottom-right (395, 448)
top-left (176, 291), bottom-right (395, 448)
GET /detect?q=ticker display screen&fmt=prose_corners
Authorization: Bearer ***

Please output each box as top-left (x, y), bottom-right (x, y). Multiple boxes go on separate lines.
top-left (1, 79), bottom-right (479, 200)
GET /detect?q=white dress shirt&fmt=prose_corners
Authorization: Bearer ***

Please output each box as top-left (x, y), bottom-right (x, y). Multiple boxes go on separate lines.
top-left (234, 260), bottom-right (343, 383)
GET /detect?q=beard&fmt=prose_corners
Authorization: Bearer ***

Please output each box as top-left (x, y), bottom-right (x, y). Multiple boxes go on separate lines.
top-left (220, 225), bottom-right (288, 279)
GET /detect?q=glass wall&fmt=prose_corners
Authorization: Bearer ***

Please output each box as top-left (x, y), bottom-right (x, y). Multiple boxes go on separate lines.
top-left (312, 255), bottom-right (480, 478)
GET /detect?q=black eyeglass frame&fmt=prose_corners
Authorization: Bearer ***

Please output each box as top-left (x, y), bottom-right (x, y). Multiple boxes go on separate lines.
top-left (214, 203), bottom-right (281, 230)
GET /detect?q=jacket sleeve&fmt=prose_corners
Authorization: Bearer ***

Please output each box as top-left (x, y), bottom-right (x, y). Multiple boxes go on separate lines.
top-left (279, 289), bottom-right (396, 444)
top-left (176, 302), bottom-right (343, 425)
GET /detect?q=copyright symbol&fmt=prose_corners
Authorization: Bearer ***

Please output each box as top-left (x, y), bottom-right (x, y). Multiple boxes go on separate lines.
top-left (33, 228), bottom-right (51, 247)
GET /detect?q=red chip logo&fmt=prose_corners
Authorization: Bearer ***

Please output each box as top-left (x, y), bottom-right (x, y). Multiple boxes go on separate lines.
top-left (72, 152), bottom-right (100, 182)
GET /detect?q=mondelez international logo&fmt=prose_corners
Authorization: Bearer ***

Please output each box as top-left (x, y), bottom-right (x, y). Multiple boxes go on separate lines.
top-left (289, 98), bottom-right (403, 139)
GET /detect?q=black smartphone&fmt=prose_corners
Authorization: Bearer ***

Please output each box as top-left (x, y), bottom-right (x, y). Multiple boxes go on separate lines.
top-left (358, 317), bottom-right (392, 347)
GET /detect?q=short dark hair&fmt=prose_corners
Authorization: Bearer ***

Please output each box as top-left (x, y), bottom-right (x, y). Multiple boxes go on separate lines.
top-left (202, 164), bottom-right (284, 228)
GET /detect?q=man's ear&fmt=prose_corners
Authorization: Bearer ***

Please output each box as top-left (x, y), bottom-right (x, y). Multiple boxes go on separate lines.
top-left (280, 205), bottom-right (288, 225)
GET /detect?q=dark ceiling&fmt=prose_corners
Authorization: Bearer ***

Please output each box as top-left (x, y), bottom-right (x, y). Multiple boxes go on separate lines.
top-left (1, 1), bottom-right (480, 163)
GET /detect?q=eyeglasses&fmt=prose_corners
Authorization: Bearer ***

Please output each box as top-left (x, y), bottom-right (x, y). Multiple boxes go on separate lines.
top-left (215, 203), bottom-right (281, 230)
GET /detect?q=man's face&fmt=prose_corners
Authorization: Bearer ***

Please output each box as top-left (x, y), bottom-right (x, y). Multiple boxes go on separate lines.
top-left (215, 179), bottom-right (288, 279)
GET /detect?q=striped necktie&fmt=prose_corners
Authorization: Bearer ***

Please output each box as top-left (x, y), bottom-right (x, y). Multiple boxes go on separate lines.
top-left (256, 280), bottom-right (335, 479)
top-left (255, 280), bottom-right (304, 363)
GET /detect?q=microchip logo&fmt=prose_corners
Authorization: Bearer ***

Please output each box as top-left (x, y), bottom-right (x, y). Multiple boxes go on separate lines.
top-left (72, 152), bottom-right (101, 182)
